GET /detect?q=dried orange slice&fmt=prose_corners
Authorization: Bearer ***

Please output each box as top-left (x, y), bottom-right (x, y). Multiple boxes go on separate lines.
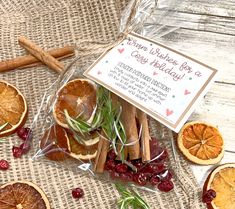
top-left (40, 124), bottom-right (70, 161)
top-left (68, 132), bottom-right (98, 160)
top-left (0, 180), bottom-right (50, 209)
top-left (53, 79), bottom-right (97, 129)
top-left (177, 121), bottom-right (224, 165)
top-left (203, 163), bottom-right (235, 209)
top-left (0, 81), bottom-right (27, 137)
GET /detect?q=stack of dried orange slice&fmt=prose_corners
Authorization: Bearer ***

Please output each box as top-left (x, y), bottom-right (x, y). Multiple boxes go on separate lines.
top-left (40, 79), bottom-right (99, 161)
top-left (177, 121), bottom-right (224, 165)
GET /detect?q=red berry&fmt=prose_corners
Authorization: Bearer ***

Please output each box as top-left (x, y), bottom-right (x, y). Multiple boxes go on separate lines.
top-left (157, 149), bottom-right (168, 162)
top-left (132, 159), bottom-right (144, 171)
top-left (17, 127), bottom-right (32, 141)
top-left (19, 142), bottom-right (31, 154)
top-left (143, 163), bottom-right (165, 174)
top-left (150, 138), bottom-right (160, 159)
top-left (120, 172), bottom-right (133, 182)
top-left (0, 159), bottom-right (9, 170)
top-left (105, 160), bottom-right (116, 171)
top-left (202, 189), bottom-right (216, 203)
top-left (133, 173), bottom-right (148, 186)
top-left (158, 180), bottom-right (174, 192)
top-left (115, 163), bottom-right (128, 173)
top-left (107, 149), bottom-right (117, 160)
top-left (150, 175), bottom-right (160, 186)
top-left (12, 146), bottom-right (23, 158)
top-left (72, 187), bottom-right (84, 199)
top-left (158, 169), bottom-right (173, 181)
top-left (110, 171), bottom-right (120, 179)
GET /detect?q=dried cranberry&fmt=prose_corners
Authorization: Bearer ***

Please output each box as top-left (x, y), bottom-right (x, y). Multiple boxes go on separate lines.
top-left (105, 160), bottom-right (116, 171)
top-left (150, 138), bottom-right (160, 159)
top-left (0, 159), bottom-right (9, 170)
top-left (20, 142), bottom-right (31, 154)
top-left (133, 173), bottom-right (148, 186)
top-left (72, 187), bottom-right (84, 199)
top-left (158, 180), bottom-right (174, 192)
top-left (202, 189), bottom-right (216, 203)
top-left (144, 163), bottom-right (165, 174)
top-left (132, 159), bottom-right (144, 171)
top-left (110, 171), bottom-right (120, 179)
top-left (120, 172), bottom-right (133, 182)
top-left (115, 163), bottom-right (128, 173)
top-left (17, 127), bottom-right (32, 141)
top-left (157, 149), bottom-right (168, 162)
top-left (107, 149), bottom-right (117, 160)
top-left (158, 169), bottom-right (173, 181)
top-left (12, 146), bottom-right (23, 158)
top-left (150, 175), bottom-right (160, 186)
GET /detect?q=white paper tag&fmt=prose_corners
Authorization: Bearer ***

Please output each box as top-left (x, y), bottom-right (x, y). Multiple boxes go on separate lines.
top-left (84, 33), bottom-right (217, 132)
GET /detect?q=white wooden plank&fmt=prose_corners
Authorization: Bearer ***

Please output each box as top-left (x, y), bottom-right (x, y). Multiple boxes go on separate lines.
top-left (173, 0), bottom-right (235, 17)
top-left (150, 10), bottom-right (235, 35)
top-left (153, 29), bottom-right (235, 84)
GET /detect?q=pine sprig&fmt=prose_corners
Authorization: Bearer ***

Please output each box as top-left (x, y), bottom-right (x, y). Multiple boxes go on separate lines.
top-left (115, 183), bottom-right (150, 209)
top-left (96, 87), bottom-right (126, 160)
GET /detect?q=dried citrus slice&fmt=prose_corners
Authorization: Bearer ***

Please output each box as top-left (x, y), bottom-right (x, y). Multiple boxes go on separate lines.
top-left (177, 121), bottom-right (224, 165)
top-left (40, 124), bottom-right (70, 161)
top-left (0, 80), bottom-right (27, 137)
top-left (203, 163), bottom-right (235, 209)
top-left (68, 132), bottom-right (98, 160)
top-left (0, 180), bottom-right (50, 209)
top-left (53, 79), bottom-right (97, 129)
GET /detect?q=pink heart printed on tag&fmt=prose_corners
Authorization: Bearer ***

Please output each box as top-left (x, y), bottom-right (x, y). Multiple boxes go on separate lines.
top-left (153, 71), bottom-right (158, 76)
top-left (166, 108), bottom-right (173, 116)
top-left (97, 70), bottom-right (102, 75)
top-left (118, 48), bottom-right (124, 54)
top-left (184, 89), bottom-right (191, 95)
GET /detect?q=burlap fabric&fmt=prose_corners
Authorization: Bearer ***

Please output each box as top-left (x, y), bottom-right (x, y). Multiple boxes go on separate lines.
top-left (0, 0), bottom-right (206, 208)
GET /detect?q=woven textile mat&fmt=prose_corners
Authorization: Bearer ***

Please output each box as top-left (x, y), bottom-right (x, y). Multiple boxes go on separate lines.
top-left (0, 0), bottom-right (206, 208)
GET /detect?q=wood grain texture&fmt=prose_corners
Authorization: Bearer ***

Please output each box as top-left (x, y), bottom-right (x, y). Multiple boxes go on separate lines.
top-left (151, 0), bottom-right (235, 185)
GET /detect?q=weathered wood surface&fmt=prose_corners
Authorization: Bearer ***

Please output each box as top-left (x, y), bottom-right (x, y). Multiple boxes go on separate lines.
top-left (151, 0), bottom-right (235, 185)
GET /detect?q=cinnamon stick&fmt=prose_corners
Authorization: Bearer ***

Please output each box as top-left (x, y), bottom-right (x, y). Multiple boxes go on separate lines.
top-left (18, 36), bottom-right (65, 73)
top-left (93, 131), bottom-right (110, 173)
top-left (136, 110), bottom-right (151, 162)
top-left (0, 46), bottom-right (74, 73)
top-left (119, 98), bottom-right (141, 160)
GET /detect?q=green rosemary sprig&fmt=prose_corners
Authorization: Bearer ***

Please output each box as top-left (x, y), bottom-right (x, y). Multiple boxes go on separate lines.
top-left (97, 87), bottom-right (126, 160)
top-left (115, 183), bottom-right (150, 209)
top-left (64, 110), bottom-right (91, 134)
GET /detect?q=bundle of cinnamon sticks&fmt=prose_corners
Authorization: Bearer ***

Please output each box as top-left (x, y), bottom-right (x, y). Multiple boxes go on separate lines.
top-left (0, 36), bottom-right (75, 73)
top-left (94, 96), bottom-right (151, 173)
